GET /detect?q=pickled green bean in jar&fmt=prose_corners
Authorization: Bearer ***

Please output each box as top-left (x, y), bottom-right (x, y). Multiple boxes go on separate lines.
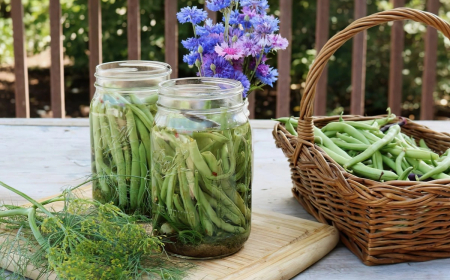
top-left (151, 78), bottom-right (252, 259)
top-left (90, 61), bottom-right (171, 215)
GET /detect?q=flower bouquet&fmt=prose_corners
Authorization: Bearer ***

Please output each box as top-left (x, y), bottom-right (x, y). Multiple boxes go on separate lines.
top-left (177, 0), bottom-right (289, 97)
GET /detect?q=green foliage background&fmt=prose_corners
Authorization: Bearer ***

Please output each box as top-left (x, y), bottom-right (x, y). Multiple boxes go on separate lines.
top-left (0, 0), bottom-right (449, 118)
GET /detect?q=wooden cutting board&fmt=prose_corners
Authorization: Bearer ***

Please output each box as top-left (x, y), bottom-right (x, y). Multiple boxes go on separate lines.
top-left (0, 186), bottom-right (339, 280)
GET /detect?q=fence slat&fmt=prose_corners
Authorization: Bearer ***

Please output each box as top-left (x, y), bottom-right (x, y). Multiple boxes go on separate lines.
top-left (11, 0), bottom-right (29, 118)
top-left (50, 0), bottom-right (65, 118)
top-left (388, 0), bottom-right (405, 116)
top-left (248, 91), bottom-right (255, 119)
top-left (127, 0), bottom-right (140, 60)
top-left (350, 0), bottom-right (367, 115)
top-left (165, 0), bottom-right (178, 78)
top-left (313, 0), bottom-right (329, 116)
top-left (204, 3), bottom-right (217, 23)
top-left (88, 0), bottom-right (102, 99)
top-left (276, 0), bottom-right (292, 118)
top-left (421, 0), bottom-right (439, 120)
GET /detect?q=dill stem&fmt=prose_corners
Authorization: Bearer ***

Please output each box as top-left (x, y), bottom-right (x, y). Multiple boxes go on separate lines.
top-left (0, 208), bottom-right (29, 218)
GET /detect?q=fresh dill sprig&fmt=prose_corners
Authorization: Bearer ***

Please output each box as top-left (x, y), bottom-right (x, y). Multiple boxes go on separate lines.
top-left (0, 181), bottom-right (190, 280)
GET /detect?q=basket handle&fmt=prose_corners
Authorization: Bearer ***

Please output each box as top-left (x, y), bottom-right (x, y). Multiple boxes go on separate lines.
top-left (297, 8), bottom-right (450, 138)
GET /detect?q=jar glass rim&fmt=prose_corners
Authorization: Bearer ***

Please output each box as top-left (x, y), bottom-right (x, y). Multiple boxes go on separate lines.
top-left (158, 77), bottom-right (244, 100)
top-left (95, 60), bottom-right (172, 80)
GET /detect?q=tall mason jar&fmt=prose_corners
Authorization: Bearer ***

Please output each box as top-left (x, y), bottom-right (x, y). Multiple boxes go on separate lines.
top-left (90, 61), bottom-right (171, 215)
top-left (151, 77), bottom-right (252, 259)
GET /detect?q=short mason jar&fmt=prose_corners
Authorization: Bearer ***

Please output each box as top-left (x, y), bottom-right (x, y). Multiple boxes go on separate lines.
top-left (151, 77), bottom-right (252, 259)
top-left (90, 61), bottom-right (171, 215)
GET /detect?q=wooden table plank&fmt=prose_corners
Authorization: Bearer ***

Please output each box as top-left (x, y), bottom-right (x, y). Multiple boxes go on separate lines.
top-left (1, 119), bottom-right (450, 279)
top-left (11, 0), bottom-right (30, 118)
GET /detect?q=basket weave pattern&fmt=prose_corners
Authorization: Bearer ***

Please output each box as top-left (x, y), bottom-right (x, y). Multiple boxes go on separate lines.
top-left (273, 8), bottom-right (450, 265)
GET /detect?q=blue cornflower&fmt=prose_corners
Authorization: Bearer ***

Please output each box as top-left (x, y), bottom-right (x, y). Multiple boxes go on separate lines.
top-left (251, 15), bottom-right (279, 36)
top-left (196, 19), bottom-right (225, 36)
top-left (199, 34), bottom-right (222, 54)
top-left (203, 53), bottom-right (235, 78)
top-left (206, 0), bottom-right (232, 12)
top-left (226, 10), bottom-right (240, 25)
top-left (181, 38), bottom-right (199, 51)
top-left (233, 71), bottom-right (250, 96)
top-left (183, 51), bottom-right (200, 66)
top-left (240, 0), bottom-right (269, 14)
top-left (256, 66), bottom-right (278, 87)
top-left (177, 7), bottom-right (208, 24)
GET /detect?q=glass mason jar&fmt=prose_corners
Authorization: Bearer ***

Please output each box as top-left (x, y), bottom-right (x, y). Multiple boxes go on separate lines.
top-left (90, 61), bottom-right (172, 215)
top-left (151, 77), bottom-right (252, 259)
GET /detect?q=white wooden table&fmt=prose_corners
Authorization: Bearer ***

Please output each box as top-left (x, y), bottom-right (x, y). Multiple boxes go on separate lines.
top-left (1, 118), bottom-right (450, 280)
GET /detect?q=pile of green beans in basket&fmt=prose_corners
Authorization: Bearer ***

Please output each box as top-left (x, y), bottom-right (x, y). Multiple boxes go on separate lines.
top-left (276, 110), bottom-right (450, 182)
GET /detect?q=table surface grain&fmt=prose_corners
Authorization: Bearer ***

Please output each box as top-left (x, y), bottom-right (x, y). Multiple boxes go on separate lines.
top-left (1, 118), bottom-right (450, 280)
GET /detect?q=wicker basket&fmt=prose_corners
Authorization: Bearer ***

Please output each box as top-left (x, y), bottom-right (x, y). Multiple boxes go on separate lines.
top-left (273, 8), bottom-right (450, 266)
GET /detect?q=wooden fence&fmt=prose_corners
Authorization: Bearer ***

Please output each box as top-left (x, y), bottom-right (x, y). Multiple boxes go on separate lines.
top-left (10, 0), bottom-right (440, 119)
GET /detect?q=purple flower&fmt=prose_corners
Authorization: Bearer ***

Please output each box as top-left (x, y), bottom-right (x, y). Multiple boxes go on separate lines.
top-left (240, 0), bottom-right (269, 14)
top-left (239, 7), bottom-right (257, 29)
top-left (267, 34), bottom-right (289, 50)
top-left (256, 66), bottom-right (278, 87)
top-left (183, 51), bottom-right (200, 66)
top-left (177, 7), bottom-right (208, 24)
top-left (215, 42), bottom-right (244, 60)
top-left (251, 15), bottom-right (279, 37)
top-left (203, 53), bottom-right (235, 78)
top-left (234, 71), bottom-right (250, 96)
top-left (237, 35), bottom-right (262, 56)
top-left (206, 0), bottom-right (231, 12)
top-left (256, 64), bottom-right (270, 76)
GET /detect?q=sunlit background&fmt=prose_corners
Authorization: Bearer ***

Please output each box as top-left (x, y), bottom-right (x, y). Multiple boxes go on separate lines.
top-left (0, 0), bottom-right (449, 119)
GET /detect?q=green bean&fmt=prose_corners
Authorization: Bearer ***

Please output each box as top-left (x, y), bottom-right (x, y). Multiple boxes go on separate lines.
top-left (173, 194), bottom-right (185, 213)
top-left (135, 117), bottom-right (151, 167)
top-left (395, 151), bottom-right (405, 175)
top-left (323, 131), bottom-right (337, 138)
top-left (419, 155), bottom-right (450, 181)
top-left (374, 151), bottom-right (383, 170)
top-left (202, 189), bottom-right (241, 225)
top-left (398, 167), bottom-right (413, 181)
top-left (360, 130), bottom-right (381, 143)
top-left (198, 206), bottom-right (214, 236)
top-left (387, 147), bottom-right (439, 161)
top-left (126, 109), bottom-right (141, 210)
top-left (419, 139), bottom-right (431, 151)
top-left (314, 127), bottom-right (350, 159)
top-left (129, 94), bottom-right (154, 123)
top-left (285, 117), bottom-right (298, 136)
top-left (274, 117), bottom-right (298, 128)
top-left (151, 169), bottom-right (162, 204)
top-left (137, 143), bottom-right (147, 209)
top-left (165, 171), bottom-right (177, 220)
top-left (320, 146), bottom-right (398, 181)
top-left (177, 164), bottom-right (201, 231)
top-left (124, 145), bottom-right (131, 180)
top-left (401, 158), bottom-right (409, 171)
top-left (336, 132), bottom-right (364, 144)
top-left (91, 101), bottom-right (111, 198)
top-left (322, 122), bottom-right (370, 144)
top-left (143, 94), bottom-right (158, 105)
top-left (221, 144), bottom-right (230, 173)
top-left (406, 158), bottom-right (450, 180)
top-left (193, 132), bottom-right (229, 143)
top-left (331, 139), bottom-right (369, 151)
top-left (341, 120), bottom-right (380, 131)
top-left (344, 125), bottom-right (400, 169)
top-left (105, 101), bottom-right (128, 208)
top-left (201, 151), bottom-right (219, 174)
top-left (381, 155), bottom-right (397, 171)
